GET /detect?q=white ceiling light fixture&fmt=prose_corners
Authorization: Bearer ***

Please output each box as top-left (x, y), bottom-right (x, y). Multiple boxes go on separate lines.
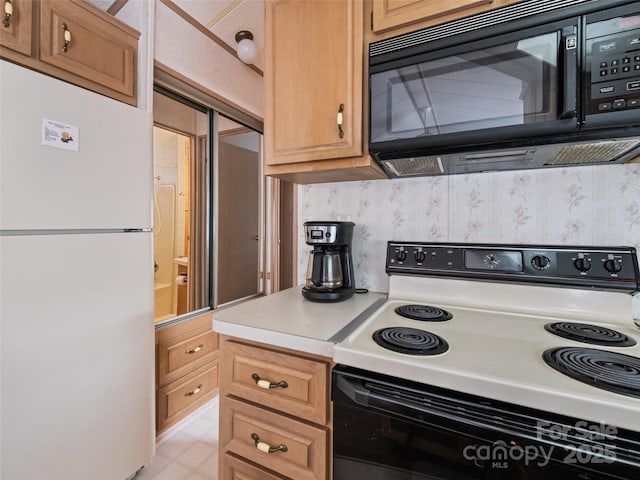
top-left (235, 30), bottom-right (257, 65)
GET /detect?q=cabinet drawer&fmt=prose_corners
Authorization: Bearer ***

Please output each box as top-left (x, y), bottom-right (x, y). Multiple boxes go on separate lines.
top-left (39, 0), bottom-right (137, 97)
top-left (0, 0), bottom-right (32, 56)
top-left (222, 453), bottom-right (285, 480)
top-left (157, 361), bottom-right (219, 432)
top-left (221, 340), bottom-right (328, 424)
top-left (221, 396), bottom-right (327, 480)
top-left (158, 330), bottom-right (218, 386)
top-left (157, 318), bottom-right (219, 387)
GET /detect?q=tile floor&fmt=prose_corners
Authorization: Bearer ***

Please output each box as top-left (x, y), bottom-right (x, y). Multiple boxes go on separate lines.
top-left (135, 397), bottom-right (219, 480)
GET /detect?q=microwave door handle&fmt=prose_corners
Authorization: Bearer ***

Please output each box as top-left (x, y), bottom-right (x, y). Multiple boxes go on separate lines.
top-left (560, 33), bottom-right (578, 120)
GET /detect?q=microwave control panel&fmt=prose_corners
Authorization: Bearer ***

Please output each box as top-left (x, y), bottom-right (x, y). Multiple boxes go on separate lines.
top-left (586, 10), bottom-right (640, 115)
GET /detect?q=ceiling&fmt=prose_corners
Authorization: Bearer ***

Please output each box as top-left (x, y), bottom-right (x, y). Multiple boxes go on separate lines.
top-left (172, 0), bottom-right (265, 71)
top-left (93, 0), bottom-right (265, 71)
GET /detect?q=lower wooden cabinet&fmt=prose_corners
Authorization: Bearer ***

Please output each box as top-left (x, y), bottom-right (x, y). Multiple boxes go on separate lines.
top-left (156, 313), bottom-right (219, 434)
top-left (218, 336), bottom-right (332, 480)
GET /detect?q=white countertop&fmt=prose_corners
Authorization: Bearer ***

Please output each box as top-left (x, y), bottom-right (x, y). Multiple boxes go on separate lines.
top-left (212, 286), bottom-right (386, 357)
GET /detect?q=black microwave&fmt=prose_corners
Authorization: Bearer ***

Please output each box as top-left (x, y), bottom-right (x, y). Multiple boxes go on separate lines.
top-left (368, 0), bottom-right (640, 177)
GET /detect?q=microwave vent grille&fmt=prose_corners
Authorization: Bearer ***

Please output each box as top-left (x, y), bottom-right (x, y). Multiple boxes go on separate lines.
top-left (546, 140), bottom-right (640, 166)
top-left (383, 157), bottom-right (444, 176)
top-left (369, 0), bottom-right (588, 57)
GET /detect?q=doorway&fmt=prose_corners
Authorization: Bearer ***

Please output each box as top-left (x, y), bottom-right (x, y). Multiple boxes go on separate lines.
top-left (215, 116), bottom-right (262, 306)
top-left (152, 88), bottom-right (210, 322)
top-left (152, 89), bottom-right (264, 323)
top-left (152, 126), bottom-right (191, 320)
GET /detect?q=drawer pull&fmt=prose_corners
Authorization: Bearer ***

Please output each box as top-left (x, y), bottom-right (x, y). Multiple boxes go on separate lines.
top-left (3, 0), bottom-right (12, 28)
top-left (337, 103), bottom-right (345, 139)
top-left (251, 433), bottom-right (288, 454)
top-left (184, 384), bottom-right (203, 397)
top-left (251, 373), bottom-right (288, 390)
top-left (62, 23), bottom-right (71, 52)
top-left (186, 344), bottom-right (204, 355)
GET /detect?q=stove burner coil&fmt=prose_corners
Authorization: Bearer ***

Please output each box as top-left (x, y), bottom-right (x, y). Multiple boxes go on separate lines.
top-left (543, 347), bottom-right (640, 398)
top-left (372, 327), bottom-right (449, 355)
top-left (395, 304), bottom-right (453, 322)
top-left (545, 322), bottom-right (636, 347)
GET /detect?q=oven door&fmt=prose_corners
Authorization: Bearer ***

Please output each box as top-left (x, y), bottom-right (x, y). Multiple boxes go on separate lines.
top-left (332, 365), bottom-right (640, 480)
top-left (369, 18), bottom-right (579, 154)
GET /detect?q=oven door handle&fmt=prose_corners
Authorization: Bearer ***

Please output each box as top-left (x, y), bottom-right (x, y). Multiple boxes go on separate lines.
top-left (335, 374), bottom-right (372, 407)
top-left (336, 374), bottom-right (436, 418)
top-left (335, 372), bottom-right (520, 435)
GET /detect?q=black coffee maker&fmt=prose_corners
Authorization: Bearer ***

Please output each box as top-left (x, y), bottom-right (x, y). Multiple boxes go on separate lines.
top-left (302, 221), bottom-right (355, 302)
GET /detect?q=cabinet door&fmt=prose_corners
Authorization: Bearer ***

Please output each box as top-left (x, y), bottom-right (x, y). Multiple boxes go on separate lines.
top-left (39, 0), bottom-right (137, 98)
top-left (0, 0), bottom-right (32, 56)
top-left (373, 0), bottom-right (494, 33)
top-left (265, 0), bottom-right (363, 165)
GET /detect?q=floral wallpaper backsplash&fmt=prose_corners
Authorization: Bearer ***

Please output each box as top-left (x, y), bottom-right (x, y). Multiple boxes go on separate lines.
top-left (297, 164), bottom-right (640, 293)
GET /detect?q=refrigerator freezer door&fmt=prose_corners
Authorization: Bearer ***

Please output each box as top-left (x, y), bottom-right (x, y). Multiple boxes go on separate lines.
top-left (0, 60), bottom-right (152, 231)
top-left (0, 232), bottom-right (155, 480)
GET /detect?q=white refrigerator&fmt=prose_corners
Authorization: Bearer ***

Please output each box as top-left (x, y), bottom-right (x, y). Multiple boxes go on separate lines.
top-left (0, 60), bottom-right (155, 479)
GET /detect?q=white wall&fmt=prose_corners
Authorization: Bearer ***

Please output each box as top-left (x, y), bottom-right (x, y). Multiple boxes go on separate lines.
top-left (154, 0), bottom-right (263, 118)
top-left (111, 0), bottom-right (155, 112)
top-left (298, 164), bottom-right (640, 293)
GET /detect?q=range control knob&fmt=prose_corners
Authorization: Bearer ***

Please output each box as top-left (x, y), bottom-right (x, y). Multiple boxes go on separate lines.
top-left (396, 249), bottom-right (407, 262)
top-left (531, 255), bottom-right (551, 271)
top-left (604, 258), bottom-right (623, 274)
top-left (573, 256), bottom-right (592, 272)
top-left (415, 250), bottom-right (426, 263)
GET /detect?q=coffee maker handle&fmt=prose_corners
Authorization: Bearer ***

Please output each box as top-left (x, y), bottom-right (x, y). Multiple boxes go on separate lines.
top-left (312, 252), bottom-right (323, 287)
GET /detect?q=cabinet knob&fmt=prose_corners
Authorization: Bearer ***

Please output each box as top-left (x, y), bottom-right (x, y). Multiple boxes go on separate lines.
top-left (184, 384), bottom-right (203, 397)
top-left (251, 433), bottom-right (288, 454)
top-left (62, 23), bottom-right (71, 52)
top-left (337, 103), bottom-right (344, 139)
top-left (3, 0), bottom-right (12, 28)
top-left (251, 373), bottom-right (288, 390)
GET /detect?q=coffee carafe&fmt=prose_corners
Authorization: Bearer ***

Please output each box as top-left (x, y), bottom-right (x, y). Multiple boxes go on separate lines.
top-left (302, 221), bottom-right (355, 302)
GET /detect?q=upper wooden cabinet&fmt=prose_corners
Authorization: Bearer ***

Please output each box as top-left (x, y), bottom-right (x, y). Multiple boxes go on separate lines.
top-left (0, 0), bottom-right (33, 56)
top-left (372, 0), bottom-right (494, 33)
top-left (369, 0), bottom-right (525, 41)
top-left (264, 0), bottom-right (385, 183)
top-left (0, 0), bottom-right (139, 106)
top-left (218, 336), bottom-right (331, 480)
top-left (40, 0), bottom-right (137, 99)
top-left (265, 0), bottom-right (363, 164)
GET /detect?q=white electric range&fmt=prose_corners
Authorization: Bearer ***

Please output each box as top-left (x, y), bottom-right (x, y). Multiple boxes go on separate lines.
top-left (332, 242), bottom-right (640, 479)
